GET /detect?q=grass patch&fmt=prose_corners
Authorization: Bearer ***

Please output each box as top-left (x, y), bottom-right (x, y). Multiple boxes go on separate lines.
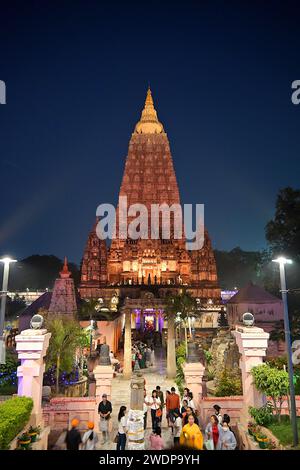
top-left (268, 416), bottom-right (300, 446)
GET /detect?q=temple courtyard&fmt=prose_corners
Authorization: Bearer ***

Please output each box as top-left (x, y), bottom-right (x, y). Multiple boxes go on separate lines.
top-left (52, 349), bottom-right (176, 450)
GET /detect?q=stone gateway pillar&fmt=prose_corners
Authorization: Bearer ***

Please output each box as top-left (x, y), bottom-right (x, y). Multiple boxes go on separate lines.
top-left (15, 329), bottom-right (51, 427)
top-left (182, 343), bottom-right (206, 410)
top-left (167, 314), bottom-right (176, 378)
top-left (123, 309), bottom-right (132, 379)
top-left (232, 325), bottom-right (269, 424)
top-left (127, 374), bottom-right (145, 450)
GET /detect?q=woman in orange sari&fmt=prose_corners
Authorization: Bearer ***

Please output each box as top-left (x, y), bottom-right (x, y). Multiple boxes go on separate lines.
top-left (179, 414), bottom-right (203, 450)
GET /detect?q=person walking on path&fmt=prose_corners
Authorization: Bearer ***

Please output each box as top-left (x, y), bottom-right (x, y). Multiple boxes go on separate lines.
top-left (156, 386), bottom-right (165, 408)
top-left (180, 414), bottom-right (203, 450)
top-left (204, 415), bottom-right (222, 450)
top-left (181, 399), bottom-right (189, 417)
top-left (156, 386), bottom-right (164, 423)
top-left (166, 387), bottom-right (180, 431)
top-left (65, 418), bottom-right (82, 450)
top-left (187, 392), bottom-right (195, 411)
top-left (144, 389), bottom-right (151, 430)
top-left (218, 422), bottom-right (237, 450)
top-left (98, 393), bottom-right (112, 444)
top-left (81, 421), bottom-right (98, 450)
top-left (172, 409), bottom-right (182, 446)
top-left (150, 345), bottom-right (155, 366)
top-left (181, 388), bottom-right (190, 407)
top-left (116, 406), bottom-right (127, 451)
top-left (213, 404), bottom-right (222, 424)
top-left (149, 390), bottom-right (161, 431)
top-left (149, 427), bottom-right (164, 450)
top-left (183, 407), bottom-right (199, 426)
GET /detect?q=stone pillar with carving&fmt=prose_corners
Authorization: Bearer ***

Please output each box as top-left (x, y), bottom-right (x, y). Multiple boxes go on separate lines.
top-left (123, 309), bottom-right (132, 379)
top-left (94, 344), bottom-right (114, 431)
top-left (127, 373), bottom-right (145, 450)
top-left (94, 365), bottom-right (114, 401)
top-left (182, 342), bottom-right (205, 410)
top-left (94, 341), bottom-right (114, 406)
top-left (232, 325), bottom-right (269, 424)
top-left (15, 329), bottom-right (51, 428)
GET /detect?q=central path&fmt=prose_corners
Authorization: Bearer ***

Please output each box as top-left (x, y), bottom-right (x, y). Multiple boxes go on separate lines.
top-left (100, 348), bottom-right (177, 450)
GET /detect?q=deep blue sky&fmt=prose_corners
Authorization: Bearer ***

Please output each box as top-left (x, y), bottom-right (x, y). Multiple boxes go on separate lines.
top-left (0, 0), bottom-right (300, 264)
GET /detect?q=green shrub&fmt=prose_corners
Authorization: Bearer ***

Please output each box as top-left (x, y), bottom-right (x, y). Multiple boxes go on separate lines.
top-left (249, 402), bottom-right (274, 426)
top-left (215, 369), bottom-right (242, 396)
top-left (177, 356), bottom-right (185, 367)
top-left (175, 344), bottom-right (186, 397)
top-left (176, 343), bottom-right (186, 360)
top-left (251, 364), bottom-right (289, 421)
top-left (206, 366), bottom-right (216, 381)
top-left (204, 350), bottom-right (212, 365)
top-left (0, 396), bottom-right (33, 449)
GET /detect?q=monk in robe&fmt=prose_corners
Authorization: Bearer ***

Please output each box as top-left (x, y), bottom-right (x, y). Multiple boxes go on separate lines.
top-left (180, 414), bottom-right (203, 450)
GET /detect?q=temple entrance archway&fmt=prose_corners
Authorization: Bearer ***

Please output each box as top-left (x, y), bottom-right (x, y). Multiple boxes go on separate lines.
top-left (121, 297), bottom-right (176, 378)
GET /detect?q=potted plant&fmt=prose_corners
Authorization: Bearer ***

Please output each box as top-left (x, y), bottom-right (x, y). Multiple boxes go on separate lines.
top-left (28, 425), bottom-right (41, 442)
top-left (255, 432), bottom-right (269, 449)
top-left (18, 432), bottom-right (31, 449)
top-left (247, 422), bottom-right (256, 436)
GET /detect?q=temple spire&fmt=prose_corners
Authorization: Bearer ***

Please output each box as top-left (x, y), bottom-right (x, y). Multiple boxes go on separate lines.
top-left (134, 87), bottom-right (164, 134)
top-left (60, 256), bottom-right (71, 279)
top-left (145, 86), bottom-right (154, 108)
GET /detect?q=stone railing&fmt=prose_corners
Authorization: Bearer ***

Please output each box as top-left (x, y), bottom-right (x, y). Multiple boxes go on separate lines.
top-left (275, 396), bottom-right (300, 415)
top-left (43, 397), bottom-right (96, 431)
top-left (198, 396), bottom-right (244, 426)
top-left (60, 376), bottom-right (88, 397)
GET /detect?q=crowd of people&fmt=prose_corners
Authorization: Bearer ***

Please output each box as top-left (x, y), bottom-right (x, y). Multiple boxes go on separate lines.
top-left (132, 341), bottom-right (155, 370)
top-left (64, 388), bottom-right (237, 451)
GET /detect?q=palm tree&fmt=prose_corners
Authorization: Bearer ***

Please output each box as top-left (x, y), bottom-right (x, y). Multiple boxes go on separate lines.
top-left (165, 290), bottom-right (199, 356)
top-left (164, 290), bottom-right (200, 377)
top-left (45, 317), bottom-right (87, 395)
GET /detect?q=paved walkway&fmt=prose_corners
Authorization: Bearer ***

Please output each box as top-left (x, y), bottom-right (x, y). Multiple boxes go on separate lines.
top-left (53, 348), bottom-right (177, 450)
top-left (101, 348), bottom-right (176, 450)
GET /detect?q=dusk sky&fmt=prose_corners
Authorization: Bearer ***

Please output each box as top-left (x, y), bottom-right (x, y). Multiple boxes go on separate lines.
top-left (1, 0), bottom-right (300, 264)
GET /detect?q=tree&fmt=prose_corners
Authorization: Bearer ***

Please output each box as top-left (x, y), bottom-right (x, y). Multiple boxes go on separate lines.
top-left (214, 247), bottom-right (262, 290)
top-left (215, 368), bottom-right (242, 397)
top-left (251, 364), bottom-right (289, 421)
top-left (165, 289), bottom-right (199, 356)
top-left (265, 187), bottom-right (300, 261)
top-left (265, 187), bottom-right (300, 313)
top-left (270, 314), bottom-right (300, 343)
top-left (6, 255), bottom-right (80, 290)
top-left (45, 317), bottom-right (86, 395)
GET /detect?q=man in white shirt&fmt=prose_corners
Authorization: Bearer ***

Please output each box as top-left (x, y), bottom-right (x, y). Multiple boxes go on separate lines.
top-left (172, 409), bottom-right (182, 446)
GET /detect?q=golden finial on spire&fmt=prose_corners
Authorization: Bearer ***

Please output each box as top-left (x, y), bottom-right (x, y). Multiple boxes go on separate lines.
top-left (134, 87), bottom-right (164, 134)
top-left (145, 87), bottom-right (154, 107)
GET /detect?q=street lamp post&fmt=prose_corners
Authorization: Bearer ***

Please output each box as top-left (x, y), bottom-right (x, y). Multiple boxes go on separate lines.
top-left (0, 257), bottom-right (17, 364)
top-left (272, 256), bottom-right (299, 446)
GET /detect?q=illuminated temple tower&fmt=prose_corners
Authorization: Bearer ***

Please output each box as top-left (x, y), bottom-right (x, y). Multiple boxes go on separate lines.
top-left (80, 88), bottom-right (220, 305)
